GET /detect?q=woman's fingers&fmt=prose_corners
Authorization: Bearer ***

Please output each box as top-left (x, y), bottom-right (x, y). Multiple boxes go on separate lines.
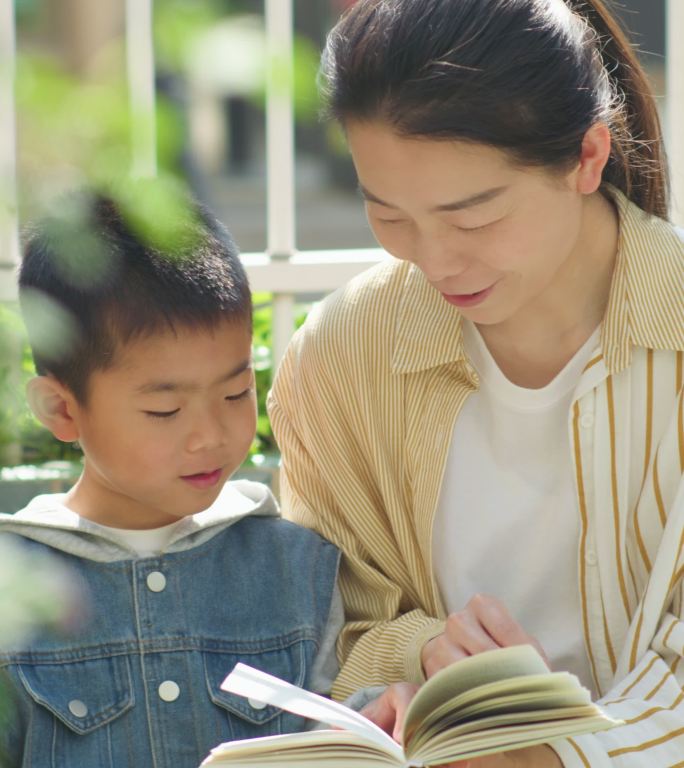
top-left (445, 603), bottom-right (502, 654)
top-left (464, 595), bottom-right (550, 667)
top-left (421, 632), bottom-right (471, 678)
top-left (361, 682), bottom-right (419, 743)
top-left (422, 594), bottom-right (549, 677)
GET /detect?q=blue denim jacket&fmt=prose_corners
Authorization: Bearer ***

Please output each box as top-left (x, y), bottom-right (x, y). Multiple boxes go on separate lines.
top-left (0, 482), bottom-right (340, 768)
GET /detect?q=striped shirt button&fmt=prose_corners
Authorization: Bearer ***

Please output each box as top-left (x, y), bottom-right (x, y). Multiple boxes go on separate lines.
top-left (586, 550), bottom-right (598, 566)
top-left (580, 413), bottom-right (594, 429)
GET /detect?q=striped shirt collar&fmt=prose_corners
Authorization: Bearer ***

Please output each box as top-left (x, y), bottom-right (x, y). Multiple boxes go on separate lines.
top-left (392, 189), bottom-right (684, 375)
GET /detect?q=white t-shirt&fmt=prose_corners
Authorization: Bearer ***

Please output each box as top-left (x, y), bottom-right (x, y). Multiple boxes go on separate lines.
top-left (432, 320), bottom-right (600, 693)
top-left (94, 519), bottom-right (185, 557)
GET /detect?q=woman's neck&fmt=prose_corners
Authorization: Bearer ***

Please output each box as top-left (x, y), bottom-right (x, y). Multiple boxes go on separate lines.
top-left (476, 191), bottom-right (619, 388)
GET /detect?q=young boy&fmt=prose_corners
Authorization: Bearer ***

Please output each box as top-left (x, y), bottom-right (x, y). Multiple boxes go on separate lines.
top-left (0, 189), bottom-right (342, 768)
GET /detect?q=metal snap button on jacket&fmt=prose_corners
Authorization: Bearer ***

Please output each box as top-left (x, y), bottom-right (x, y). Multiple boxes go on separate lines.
top-left (146, 571), bottom-right (167, 592)
top-left (158, 681), bottom-right (180, 702)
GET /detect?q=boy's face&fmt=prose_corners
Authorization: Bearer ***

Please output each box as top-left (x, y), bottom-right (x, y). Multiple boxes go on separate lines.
top-left (66, 319), bottom-right (256, 529)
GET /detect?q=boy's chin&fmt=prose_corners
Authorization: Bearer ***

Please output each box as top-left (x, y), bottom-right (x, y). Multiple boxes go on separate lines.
top-left (182, 483), bottom-right (228, 516)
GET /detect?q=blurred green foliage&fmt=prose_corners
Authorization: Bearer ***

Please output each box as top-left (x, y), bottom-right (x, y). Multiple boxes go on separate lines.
top-left (0, 304), bottom-right (82, 465)
top-left (15, 53), bottom-right (186, 221)
top-left (252, 293), bottom-right (275, 454)
top-left (227, 291), bottom-right (313, 457)
top-left (154, 0), bottom-right (224, 70)
top-left (0, 306), bottom-right (24, 464)
top-left (155, 0), bottom-right (321, 123)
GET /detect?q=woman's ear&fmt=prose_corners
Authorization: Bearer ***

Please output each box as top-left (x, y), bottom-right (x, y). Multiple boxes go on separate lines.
top-left (575, 122), bottom-right (612, 195)
top-left (26, 376), bottom-right (81, 443)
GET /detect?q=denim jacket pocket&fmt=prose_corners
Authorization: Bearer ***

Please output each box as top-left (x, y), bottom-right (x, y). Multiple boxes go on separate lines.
top-left (18, 655), bottom-right (134, 735)
top-left (203, 642), bottom-right (308, 738)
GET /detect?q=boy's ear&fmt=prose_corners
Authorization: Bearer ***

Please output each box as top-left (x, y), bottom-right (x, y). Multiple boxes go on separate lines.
top-left (26, 376), bottom-right (82, 443)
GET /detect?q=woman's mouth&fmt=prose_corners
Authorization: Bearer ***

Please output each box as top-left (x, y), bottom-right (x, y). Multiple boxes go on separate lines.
top-left (441, 283), bottom-right (496, 308)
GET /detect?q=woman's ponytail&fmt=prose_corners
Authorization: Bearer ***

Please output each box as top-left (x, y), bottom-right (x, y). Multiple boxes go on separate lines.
top-left (569, 1), bottom-right (669, 217)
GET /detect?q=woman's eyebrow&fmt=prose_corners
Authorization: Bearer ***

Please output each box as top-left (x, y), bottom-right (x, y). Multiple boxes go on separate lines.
top-left (432, 185), bottom-right (509, 212)
top-left (357, 184), bottom-right (508, 211)
top-left (357, 184), bottom-right (396, 207)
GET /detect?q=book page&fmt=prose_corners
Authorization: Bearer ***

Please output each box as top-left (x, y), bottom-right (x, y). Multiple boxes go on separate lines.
top-left (200, 729), bottom-right (405, 768)
top-left (411, 714), bottom-right (615, 765)
top-left (423, 671), bottom-right (588, 729)
top-left (221, 663), bottom-right (404, 761)
top-left (403, 644), bottom-right (551, 738)
top-left (413, 703), bottom-right (602, 753)
top-left (410, 689), bottom-right (597, 752)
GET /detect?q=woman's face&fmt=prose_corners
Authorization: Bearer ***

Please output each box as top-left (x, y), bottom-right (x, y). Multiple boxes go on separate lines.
top-left (346, 120), bottom-right (591, 327)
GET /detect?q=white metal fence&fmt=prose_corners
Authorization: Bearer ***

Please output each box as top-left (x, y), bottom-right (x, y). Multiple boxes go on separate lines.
top-left (0, 0), bottom-right (682, 365)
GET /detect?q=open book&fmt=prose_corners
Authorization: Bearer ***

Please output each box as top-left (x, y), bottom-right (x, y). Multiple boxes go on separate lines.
top-left (199, 645), bottom-right (621, 767)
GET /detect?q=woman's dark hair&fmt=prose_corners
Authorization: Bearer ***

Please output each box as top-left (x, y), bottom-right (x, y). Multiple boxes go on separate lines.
top-left (322, 0), bottom-right (669, 218)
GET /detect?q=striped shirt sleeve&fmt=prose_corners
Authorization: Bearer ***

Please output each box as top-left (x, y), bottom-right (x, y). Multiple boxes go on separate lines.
top-left (268, 336), bottom-right (445, 700)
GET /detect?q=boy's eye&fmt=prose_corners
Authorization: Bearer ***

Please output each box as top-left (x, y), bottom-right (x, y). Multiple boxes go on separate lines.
top-left (456, 222), bottom-right (492, 232)
top-left (144, 409), bottom-right (180, 419)
top-left (225, 388), bottom-right (252, 402)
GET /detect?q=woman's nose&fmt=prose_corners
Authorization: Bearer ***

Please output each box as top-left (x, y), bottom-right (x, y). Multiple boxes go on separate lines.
top-left (416, 236), bottom-right (470, 283)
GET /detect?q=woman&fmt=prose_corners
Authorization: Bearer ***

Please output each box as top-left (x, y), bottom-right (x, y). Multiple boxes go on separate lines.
top-left (268, 1), bottom-right (684, 764)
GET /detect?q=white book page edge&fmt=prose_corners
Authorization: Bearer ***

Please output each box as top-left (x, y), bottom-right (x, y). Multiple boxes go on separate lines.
top-left (221, 663), bottom-right (404, 760)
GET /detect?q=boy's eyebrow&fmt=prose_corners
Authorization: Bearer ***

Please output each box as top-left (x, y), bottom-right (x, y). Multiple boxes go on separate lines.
top-left (135, 359), bottom-right (252, 395)
top-left (358, 184), bottom-right (508, 212)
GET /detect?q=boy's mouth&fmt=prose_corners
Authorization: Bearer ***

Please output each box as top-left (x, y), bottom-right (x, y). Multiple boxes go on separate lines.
top-left (180, 468), bottom-right (222, 489)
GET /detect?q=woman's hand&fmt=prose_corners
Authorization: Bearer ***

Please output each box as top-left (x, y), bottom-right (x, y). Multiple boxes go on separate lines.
top-left (422, 594), bottom-right (549, 678)
top-left (362, 595), bottom-right (557, 766)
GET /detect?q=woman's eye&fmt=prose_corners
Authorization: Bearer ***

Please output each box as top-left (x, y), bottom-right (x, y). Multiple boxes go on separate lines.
top-left (144, 409), bottom-right (180, 419)
top-left (455, 216), bottom-right (504, 232)
top-left (225, 388), bottom-right (252, 402)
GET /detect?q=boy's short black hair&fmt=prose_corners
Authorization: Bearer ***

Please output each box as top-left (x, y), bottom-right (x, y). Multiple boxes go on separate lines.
top-left (19, 186), bottom-right (251, 403)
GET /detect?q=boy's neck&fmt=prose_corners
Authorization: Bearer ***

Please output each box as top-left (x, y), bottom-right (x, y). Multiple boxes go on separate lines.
top-left (65, 472), bottom-right (186, 530)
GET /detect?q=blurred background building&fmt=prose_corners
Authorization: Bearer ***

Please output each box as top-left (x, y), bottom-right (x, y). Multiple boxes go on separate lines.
top-left (11, 0), bottom-right (378, 253)
top-left (10, 0), bottom-right (671, 255)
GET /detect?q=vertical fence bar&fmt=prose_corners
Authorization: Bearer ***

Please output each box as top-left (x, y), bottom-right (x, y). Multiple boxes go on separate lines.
top-left (125, 0), bottom-right (157, 178)
top-left (0, 0), bottom-right (19, 289)
top-left (667, 0), bottom-right (684, 225)
top-left (0, 0), bottom-right (21, 462)
top-left (265, 0), bottom-right (296, 365)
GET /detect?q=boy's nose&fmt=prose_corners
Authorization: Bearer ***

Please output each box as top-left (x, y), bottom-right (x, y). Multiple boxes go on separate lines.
top-left (186, 415), bottom-right (227, 453)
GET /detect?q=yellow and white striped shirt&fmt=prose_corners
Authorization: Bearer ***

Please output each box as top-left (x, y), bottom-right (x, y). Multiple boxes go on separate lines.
top-left (268, 190), bottom-right (684, 766)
